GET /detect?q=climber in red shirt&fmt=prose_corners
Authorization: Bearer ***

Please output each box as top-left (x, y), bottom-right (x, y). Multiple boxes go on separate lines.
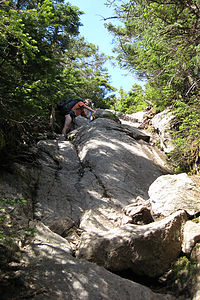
top-left (61, 99), bottom-right (94, 138)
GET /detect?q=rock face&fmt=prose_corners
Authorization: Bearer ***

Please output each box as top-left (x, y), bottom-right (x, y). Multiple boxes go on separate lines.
top-left (0, 115), bottom-right (170, 237)
top-left (148, 173), bottom-right (200, 217)
top-left (1, 109), bottom-right (200, 299)
top-left (94, 109), bottom-right (121, 123)
top-left (74, 117), bottom-right (170, 205)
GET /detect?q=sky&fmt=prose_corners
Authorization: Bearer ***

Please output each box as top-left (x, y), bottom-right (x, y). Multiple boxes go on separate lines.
top-left (68, 0), bottom-right (146, 93)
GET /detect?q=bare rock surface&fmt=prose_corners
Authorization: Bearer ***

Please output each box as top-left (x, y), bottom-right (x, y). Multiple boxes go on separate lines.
top-left (75, 117), bottom-right (170, 206)
top-left (0, 115), bottom-right (170, 231)
top-left (0, 110), bottom-right (188, 299)
top-left (149, 173), bottom-right (200, 217)
top-left (21, 221), bottom-right (175, 300)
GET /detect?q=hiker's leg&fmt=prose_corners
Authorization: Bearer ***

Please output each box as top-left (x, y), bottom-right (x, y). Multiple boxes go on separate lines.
top-left (62, 114), bottom-right (72, 135)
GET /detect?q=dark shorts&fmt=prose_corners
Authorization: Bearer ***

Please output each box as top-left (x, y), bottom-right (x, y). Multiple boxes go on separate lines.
top-left (69, 110), bottom-right (76, 120)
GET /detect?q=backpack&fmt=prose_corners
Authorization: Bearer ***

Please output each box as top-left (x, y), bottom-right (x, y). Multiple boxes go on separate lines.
top-left (57, 97), bottom-right (82, 116)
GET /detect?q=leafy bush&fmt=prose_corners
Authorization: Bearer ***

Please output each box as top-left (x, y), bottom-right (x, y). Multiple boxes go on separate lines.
top-left (114, 84), bottom-right (148, 114)
top-left (169, 99), bottom-right (200, 173)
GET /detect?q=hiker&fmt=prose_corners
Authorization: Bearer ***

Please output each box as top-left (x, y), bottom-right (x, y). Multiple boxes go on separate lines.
top-left (61, 98), bottom-right (95, 137)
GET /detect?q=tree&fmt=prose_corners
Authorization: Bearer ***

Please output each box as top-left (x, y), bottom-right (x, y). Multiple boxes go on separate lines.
top-left (114, 84), bottom-right (146, 113)
top-left (60, 36), bottom-right (116, 108)
top-left (106, 0), bottom-right (200, 102)
top-left (105, 0), bottom-right (200, 172)
top-left (0, 0), bottom-right (82, 158)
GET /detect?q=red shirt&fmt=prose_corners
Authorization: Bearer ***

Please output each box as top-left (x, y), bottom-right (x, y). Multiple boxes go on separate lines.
top-left (72, 101), bottom-right (87, 118)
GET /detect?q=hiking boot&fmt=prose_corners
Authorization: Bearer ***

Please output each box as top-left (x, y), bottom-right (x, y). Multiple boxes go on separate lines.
top-left (57, 135), bottom-right (66, 141)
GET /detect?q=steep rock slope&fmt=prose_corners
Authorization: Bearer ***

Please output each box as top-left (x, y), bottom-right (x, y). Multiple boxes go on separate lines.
top-left (0, 112), bottom-right (180, 299)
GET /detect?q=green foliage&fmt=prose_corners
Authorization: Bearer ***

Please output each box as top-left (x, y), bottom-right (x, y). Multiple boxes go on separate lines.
top-left (169, 99), bottom-right (200, 173)
top-left (106, 0), bottom-right (200, 172)
top-left (0, 0), bottom-right (116, 161)
top-left (113, 84), bottom-right (148, 113)
top-left (61, 36), bottom-right (116, 108)
top-left (0, 0), bottom-right (82, 157)
top-left (169, 256), bottom-right (197, 298)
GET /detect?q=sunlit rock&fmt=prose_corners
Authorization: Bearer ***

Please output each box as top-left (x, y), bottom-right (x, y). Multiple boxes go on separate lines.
top-left (76, 210), bottom-right (187, 278)
top-left (149, 173), bottom-right (200, 217)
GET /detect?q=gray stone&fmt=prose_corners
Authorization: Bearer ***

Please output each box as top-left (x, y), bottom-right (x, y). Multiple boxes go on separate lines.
top-left (149, 173), bottom-right (200, 217)
top-left (151, 108), bottom-right (175, 153)
top-left (191, 243), bottom-right (200, 300)
top-left (0, 116), bottom-right (171, 244)
top-left (75, 117), bottom-right (170, 207)
top-left (94, 109), bottom-right (121, 123)
top-left (182, 220), bottom-right (200, 254)
top-left (124, 204), bottom-right (154, 225)
top-left (80, 206), bottom-right (123, 234)
top-left (0, 110), bottom-right (188, 299)
top-left (76, 210), bottom-right (187, 277)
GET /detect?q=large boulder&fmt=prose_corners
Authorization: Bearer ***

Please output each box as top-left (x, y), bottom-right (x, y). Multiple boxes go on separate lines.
top-left (94, 109), bottom-right (121, 123)
top-left (21, 221), bottom-right (175, 300)
top-left (117, 110), bottom-right (149, 125)
top-left (76, 210), bottom-right (187, 278)
top-left (148, 173), bottom-right (200, 217)
top-left (151, 108), bottom-right (175, 153)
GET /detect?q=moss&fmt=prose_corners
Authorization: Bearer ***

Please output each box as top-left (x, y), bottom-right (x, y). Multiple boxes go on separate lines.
top-left (192, 217), bottom-right (200, 224)
top-left (169, 256), bottom-right (197, 298)
top-left (68, 135), bottom-right (76, 141)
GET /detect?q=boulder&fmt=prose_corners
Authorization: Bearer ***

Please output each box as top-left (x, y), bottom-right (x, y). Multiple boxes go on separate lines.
top-left (118, 110), bottom-right (148, 124)
top-left (120, 124), bottom-right (150, 142)
top-left (76, 210), bottom-right (187, 278)
top-left (123, 198), bottom-right (154, 225)
top-left (191, 243), bottom-right (200, 300)
top-left (115, 109), bottom-right (152, 131)
top-left (94, 109), bottom-right (121, 123)
top-left (123, 204), bottom-right (154, 225)
top-left (151, 108), bottom-right (175, 153)
top-left (74, 115), bottom-right (88, 127)
top-left (182, 220), bottom-right (200, 254)
top-left (131, 110), bottom-right (149, 123)
top-left (149, 173), bottom-right (200, 217)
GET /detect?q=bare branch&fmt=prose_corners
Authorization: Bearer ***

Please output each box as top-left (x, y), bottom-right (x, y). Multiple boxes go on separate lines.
top-left (96, 14), bottom-right (119, 21)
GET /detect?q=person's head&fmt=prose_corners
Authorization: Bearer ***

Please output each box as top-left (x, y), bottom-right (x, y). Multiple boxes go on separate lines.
top-left (84, 99), bottom-right (92, 107)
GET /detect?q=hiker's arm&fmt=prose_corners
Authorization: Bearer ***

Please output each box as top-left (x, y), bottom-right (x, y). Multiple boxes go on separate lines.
top-left (83, 104), bottom-right (94, 112)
